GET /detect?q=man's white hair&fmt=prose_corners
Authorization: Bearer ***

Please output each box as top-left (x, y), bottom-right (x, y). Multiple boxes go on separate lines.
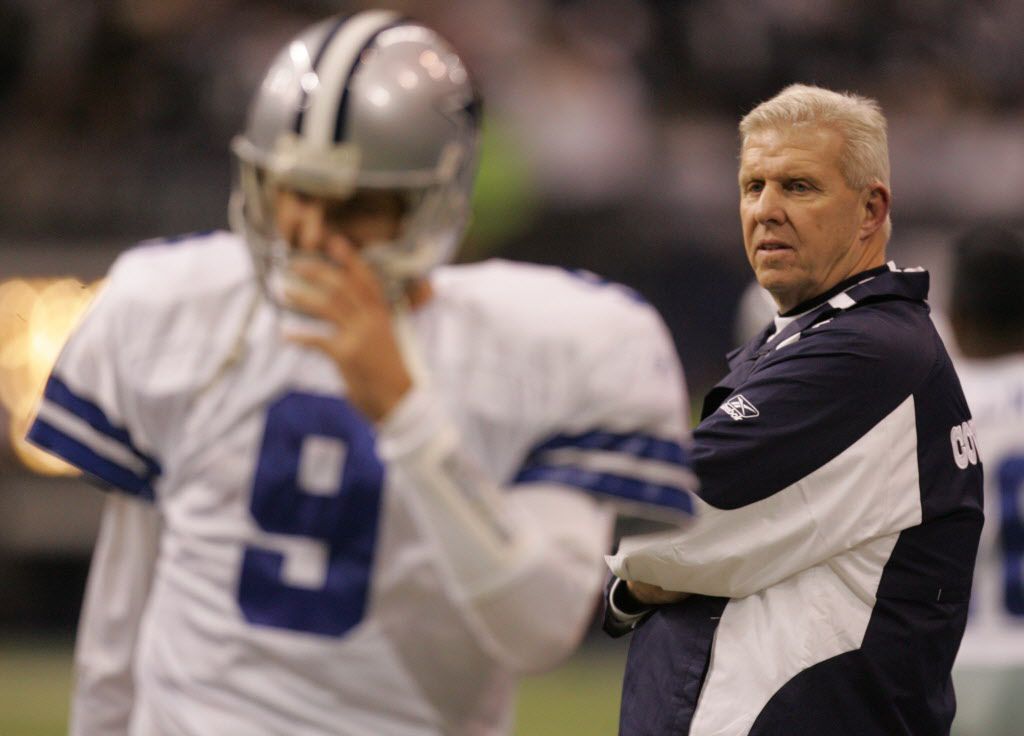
top-left (740, 83), bottom-right (890, 191)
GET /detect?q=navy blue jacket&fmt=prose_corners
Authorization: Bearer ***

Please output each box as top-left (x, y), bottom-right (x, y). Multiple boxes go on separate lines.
top-left (608, 265), bottom-right (983, 735)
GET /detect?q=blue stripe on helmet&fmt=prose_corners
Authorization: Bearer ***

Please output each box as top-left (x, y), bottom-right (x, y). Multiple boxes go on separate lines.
top-left (293, 14), bottom-right (351, 135)
top-left (332, 19), bottom-right (409, 143)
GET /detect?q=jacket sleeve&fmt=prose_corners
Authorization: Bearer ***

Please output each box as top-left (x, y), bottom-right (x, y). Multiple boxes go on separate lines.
top-left (602, 576), bottom-right (655, 637)
top-left (608, 322), bottom-right (935, 598)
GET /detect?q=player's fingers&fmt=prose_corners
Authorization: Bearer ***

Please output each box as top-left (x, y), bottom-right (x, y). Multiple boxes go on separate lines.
top-left (283, 276), bottom-right (360, 325)
top-left (290, 256), bottom-right (347, 294)
top-left (282, 281), bottom-right (333, 321)
top-left (327, 236), bottom-right (384, 303)
top-left (289, 258), bottom-right (370, 322)
top-left (325, 233), bottom-right (355, 266)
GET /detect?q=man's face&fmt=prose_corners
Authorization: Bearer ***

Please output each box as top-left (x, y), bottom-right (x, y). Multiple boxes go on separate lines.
top-left (273, 188), bottom-right (406, 254)
top-left (738, 126), bottom-right (870, 313)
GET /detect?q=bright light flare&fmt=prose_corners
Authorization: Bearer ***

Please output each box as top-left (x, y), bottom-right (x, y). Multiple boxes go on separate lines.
top-left (0, 276), bottom-right (103, 475)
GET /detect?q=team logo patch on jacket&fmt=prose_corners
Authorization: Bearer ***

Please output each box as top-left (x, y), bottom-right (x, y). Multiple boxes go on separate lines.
top-left (722, 394), bottom-right (760, 421)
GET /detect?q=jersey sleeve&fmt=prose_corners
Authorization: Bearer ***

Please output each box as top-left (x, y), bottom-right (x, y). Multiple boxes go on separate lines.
top-left (26, 261), bottom-right (162, 499)
top-left (377, 300), bottom-right (694, 673)
top-left (69, 493), bottom-right (161, 735)
top-left (511, 304), bottom-right (696, 523)
top-left (607, 322), bottom-right (935, 597)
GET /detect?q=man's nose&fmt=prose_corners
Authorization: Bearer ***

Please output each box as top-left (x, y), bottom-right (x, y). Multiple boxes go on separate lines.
top-left (752, 184), bottom-right (786, 227)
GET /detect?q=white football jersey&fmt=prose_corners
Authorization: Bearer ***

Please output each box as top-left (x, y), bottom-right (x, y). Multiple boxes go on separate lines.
top-left (955, 353), bottom-right (1024, 667)
top-left (29, 231), bottom-right (693, 735)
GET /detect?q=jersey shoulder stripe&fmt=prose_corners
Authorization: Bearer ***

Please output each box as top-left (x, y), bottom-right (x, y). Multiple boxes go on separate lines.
top-left (513, 464), bottom-right (694, 517)
top-left (27, 419), bottom-right (156, 499)
top-left (27, 376), bottom-right (161, 499)
top-left (513, 430), bottom-right (696, 517)
top-left (42, 375), bottom-right (156, 464)
top-left (526, 430), bottom-right (689, 466)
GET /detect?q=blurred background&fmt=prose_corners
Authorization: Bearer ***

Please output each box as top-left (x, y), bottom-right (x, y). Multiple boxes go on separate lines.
top-left (1, 0), bottom-right (1023, 732)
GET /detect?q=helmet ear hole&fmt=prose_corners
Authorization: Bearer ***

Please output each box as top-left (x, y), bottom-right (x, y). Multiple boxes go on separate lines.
top-left (229, 10), bottom-right (482, 302)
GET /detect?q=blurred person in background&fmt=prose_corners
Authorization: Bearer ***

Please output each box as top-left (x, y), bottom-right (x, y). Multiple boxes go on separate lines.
top-left (948, 224), bottom-right (1024, 736)
top-left (732, 278), bottom-right (776, 347)
top-left (25, 11), bottom-right (695, 735)
top-left (604, 83), bottom-right (983, 735)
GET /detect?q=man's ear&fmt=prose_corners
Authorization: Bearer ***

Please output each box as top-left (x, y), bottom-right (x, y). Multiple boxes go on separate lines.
top-left (860, 183), bottom-right (891, 239)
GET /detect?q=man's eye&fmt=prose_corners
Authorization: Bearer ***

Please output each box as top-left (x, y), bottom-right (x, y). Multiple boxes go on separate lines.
top-left (327, 202), bottom-right (372, 220)
top-left (289, 189), bottom-right (316, 204)
top-left (790, 181), bottom-right (811, 193)
top-left (744, 182), bottom-right (763, 194)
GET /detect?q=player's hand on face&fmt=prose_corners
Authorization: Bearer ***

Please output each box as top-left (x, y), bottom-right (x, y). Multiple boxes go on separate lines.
top-left (283, 234), bottom-right (412, 423)
top-left (627, 580), bottom-right (689, 606)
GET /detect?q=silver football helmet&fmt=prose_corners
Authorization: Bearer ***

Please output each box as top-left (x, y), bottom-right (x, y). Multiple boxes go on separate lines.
top-left (229, 11), bottom-right (482, 303)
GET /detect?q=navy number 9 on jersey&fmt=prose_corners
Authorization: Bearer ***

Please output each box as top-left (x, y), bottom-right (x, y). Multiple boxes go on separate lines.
top-left (238, 391), bottom-right (385, 637)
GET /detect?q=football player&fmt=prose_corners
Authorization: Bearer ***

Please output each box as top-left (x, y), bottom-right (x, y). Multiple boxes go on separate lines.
top-left (27, 11), bottom-right (695, 735)
top-left (948, 224), bottom-right (1024, 736)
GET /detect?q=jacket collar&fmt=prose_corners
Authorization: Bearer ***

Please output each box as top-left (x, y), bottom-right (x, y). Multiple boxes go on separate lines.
top-left (726, 263), bottom-right (931, 368)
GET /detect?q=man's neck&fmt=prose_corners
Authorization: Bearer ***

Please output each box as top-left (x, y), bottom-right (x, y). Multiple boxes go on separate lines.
top-left (777, 263), bottom-right (890, 317)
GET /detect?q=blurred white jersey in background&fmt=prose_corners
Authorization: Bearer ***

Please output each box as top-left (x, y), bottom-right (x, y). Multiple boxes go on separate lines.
top-left (952, 353), bottom-right (1024, 736)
